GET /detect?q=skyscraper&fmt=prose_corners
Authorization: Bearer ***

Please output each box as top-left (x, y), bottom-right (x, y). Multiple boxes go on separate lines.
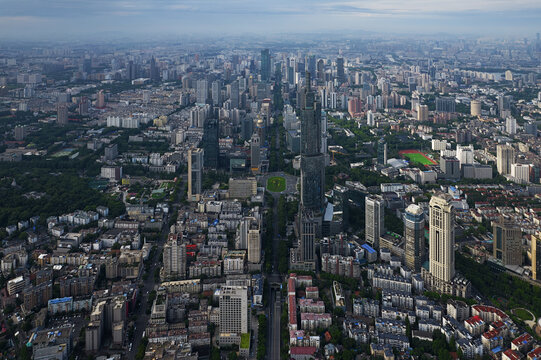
top-left (96, 90), bottom-right (105, 108)
top-left (532, 233), bottom-right (541, 281)
top-left (300, 72), bottom-right (325, 211)
top-left (429, 193), bottom-right (455, 282)
top-left (188, 148), bottom-right (204, 202)
top-left (196, 79), bottom-right (208, 105)
top-left (57, 104), bottom-right (68, 125)
top-left (316, 59), bottom-right (324, 82)
top-left (260, 49), bottom-right (271, 82)
top-left (246, 218), bottom-right (261, 264)
top-left (250, 133), bottom-right (260, 174)
top-left (336, 57), bottom-right (345, 83)
top-left (299, 208), bottom-right (316, 264)
top-left (230, 80), bottom-right (239, 109)
top-left (377, 138), bottom-right (387, 165)
top-left (219, 286), bottom-right (250, 345)
top-left (470, 100), bottom-right (482, 116)
top-left (404, 204), bottom-right (425, 272)
top-left (493, 217), bottom-right (522, 266)
top-left (203, 118), bottom-right (219, 169)
top-left (211, 80), bottom-right (222, 106)
top-left (496, 144), bottom-right (515, 175)
top-left (163, 234), bottom-right (186, 279)
top-left (365, 195), bottom-right (384, 250)
top-left (150, 57), bottom-right (160, 82)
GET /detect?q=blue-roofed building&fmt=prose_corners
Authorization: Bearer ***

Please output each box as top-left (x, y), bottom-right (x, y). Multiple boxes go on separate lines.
top-left (361, 244), bottom-right (378, 263)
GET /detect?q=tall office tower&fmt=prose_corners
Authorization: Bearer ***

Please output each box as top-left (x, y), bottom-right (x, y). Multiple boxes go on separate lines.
top-left (211, 80), bottom-right (222, 106)
top-left (127, 60), bottom-right (136, 81)
top-left (377, 138), bottom-right (387, 165)
top-left (367, 110), bottom-right (375, 126)
top-left (299, 72), bottom-right (325, 211)
top-left (246, 218), bottom-right (261, 264)
top-left (316, 59), bottom-right (325, 82)
top-left (299, 209), bottom-right (317, 264)
top-left (188, 148), bottom-right (204, 202)
top-left (429, 193), bottom-right (455, 283)
top-left (230, 80), bottom-right (239, 109)
top-left (470, 100), bottom-right (482, 116)
top-left (330, 92), bottom-right (337, 109)
top-left (365, 195), bottom-right (384, 250)
top-left (260, 49), bottom-right (271, 82)
top-left (532, 233), bottom-right (541, 280)
top-left (196, 79), bottom-right (208, 105)
top-left (493, 218), bottom-right (522, 266)
top-left (336, 57), bottom-right (345, 83)
top-left (142, 90), bottom-right (150, 104)
top-left (404, 204), bottom-right (426, 272)
top-left (203, 118), bottom-right (219, 169)
top-left (417, 104), bottom-right (428, 121)
top-left (307, 55), bottom-right (316, 77)
top-left (496, 144), bottom-right (515, 175)
top-left (96, 90), bottom-right (105, 108)
top-left (150, 57), bottom-right (160, 82)
top-left (163, 234), bottom-right (187, 279)
top-left (219, 286), bottom-right (250, 344)
top-left (506, 117), bottom-right (517, 135)
top-left (435, 97), bottom-right (456, 113)
top-left (57, 104), bottom-right (68, 125)
top-left (78, 97), bottom-right (89, 115)
top-left (250, 133), bottom-right (261, 174)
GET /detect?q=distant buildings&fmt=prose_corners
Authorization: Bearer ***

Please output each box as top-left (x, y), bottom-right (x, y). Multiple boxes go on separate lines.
top-left (163, 234), bottom-right (187, 280)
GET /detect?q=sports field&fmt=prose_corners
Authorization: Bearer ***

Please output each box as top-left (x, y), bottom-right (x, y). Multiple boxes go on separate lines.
top-left (267, 176), bottom-right (286, 192)
top-left (399, 149), bottom-right (437, 165)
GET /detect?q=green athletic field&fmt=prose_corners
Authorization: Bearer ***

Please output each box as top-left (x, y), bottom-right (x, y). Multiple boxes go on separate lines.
top-left (403, 152), bottom-right (435, 165)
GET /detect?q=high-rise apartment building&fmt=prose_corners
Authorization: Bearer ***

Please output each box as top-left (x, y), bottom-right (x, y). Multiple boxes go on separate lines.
top-left (417, 104), bottom-right (428, 121)
top-left (219, 286), bottom-right (250, 345)
top-left (365, 195), bottom-right (384, 250)
top-left (377, 138), bottom-right (387, 165)
top-left (188, 148), bottom-right (204, 202)
top-left (429, 193), bottom-right (455, 282)
top-left (493, 218), bottom-right (522, 266)
top-left (299, 209), bottom-right (317, 265)
top-left (196, 79), bottom-right (208, 105)
top-left (470, 100), bottom-right (482, 116)
top-left (436, 97), bottom-right (456, 113)
top-left (404, 204), bottom-right (425, 273)
top-left (163, 234), bottom-right (187, 280)
top-left (57, 104), bottom-right (68, 125)
top-left (496, 144), bottom-right (515, 175)
top-left (211, 80), bottom-right (222, 106)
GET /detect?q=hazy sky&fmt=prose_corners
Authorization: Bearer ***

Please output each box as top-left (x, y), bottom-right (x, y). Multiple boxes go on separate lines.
top-left (0, 0), bottom-right (540, 40)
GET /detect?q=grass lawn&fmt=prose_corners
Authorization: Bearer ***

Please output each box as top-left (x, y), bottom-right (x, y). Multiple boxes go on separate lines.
top-left (404, 152), bottom-right (434, 165)
top-left (513, 308), bottom-right (534, 321)
top-left (240, 333), bottom-right (250, 349)
top-left (267, 176), bottom-right (286, 192)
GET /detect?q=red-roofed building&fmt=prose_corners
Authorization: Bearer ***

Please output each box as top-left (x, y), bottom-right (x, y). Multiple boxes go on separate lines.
top-left (305, 286), bottom-right (319, 299)
top-left (288, 295), bottom-right (297, 330)
top-left (527, 346), bottom-right (541, 360)
top-left (482, 328), bottom-right (504, 350)
top-left (472, 305), bottom-right (509, 323)
top-left (511, 333), bottom-right (533, 353)
top-left (464, 315), bottom-right (485, 336)
top-left (288, 278), bottom-right (296, 296)
top-left (503, 349), bottom-right (522, 360)
top-left (290, 346), bottom-right (316, 360)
